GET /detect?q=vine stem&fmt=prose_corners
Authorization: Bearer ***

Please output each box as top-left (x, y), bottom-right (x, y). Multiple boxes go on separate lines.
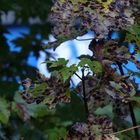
top-left (81, 68), bottom-right (89, 118)
top-left (117, 62), bottom-right (139, 139)
top-left (109, 125), bottom-right (140, 136)
top-left (74, 72), bottom-right (82, 80)
top-left (76, 38), bottom-right (94, 41)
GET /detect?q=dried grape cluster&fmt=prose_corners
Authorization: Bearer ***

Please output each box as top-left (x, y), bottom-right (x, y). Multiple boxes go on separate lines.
top-left (49, 0), bottom-right (138, 39)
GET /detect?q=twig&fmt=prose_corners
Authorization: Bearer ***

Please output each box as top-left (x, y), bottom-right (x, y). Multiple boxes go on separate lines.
top-left (109, 125), bottom-right (140, 136)
top-left (76, 38), bottom-right (94, 41)
top-left (81, 68), bottom-right (89, 117)
top-left (74, 72), bottom-right (82, 80)
top-left (117, 62), bottom-right (139, 139)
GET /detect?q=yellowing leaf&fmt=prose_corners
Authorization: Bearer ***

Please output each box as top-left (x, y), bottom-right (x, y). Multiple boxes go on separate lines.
top-left (96, 0), bottom-right (113, 11)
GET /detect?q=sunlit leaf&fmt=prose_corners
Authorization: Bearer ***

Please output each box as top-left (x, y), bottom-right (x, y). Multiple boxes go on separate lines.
top-left (47, 58), bottom-right (68, 68)
top-left (78, 58), bottom-right (103, 75)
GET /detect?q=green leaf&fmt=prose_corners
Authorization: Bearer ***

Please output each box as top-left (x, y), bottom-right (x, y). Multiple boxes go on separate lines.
top-left (126, 33), bottom-right (140, 47)
top-left (46, 58), bottom-right (70, 72)
top-left (92, 61), bottom-right (103, 75)
top-left (0, 98), bottom-right (10, 124)
top-left (14, 92), bottom-right (25, 103)
top-left (109, 81), bottom-right (122, 90)
top-left (105, 88), bottom-right (115, 98)
top-left (47, 58), bottom-right (68, 68)
top-left (138, 0), bottom-right (140, 7)
top-left (94, 103), bottom-right (113, 118)
top-left (91, 125), bottom-right (101, 137)
top-left (65, 89), bottom-right (71, 97)
top-left (125, 25), bottom-right (140, 47)
top-left (47, 127), bottom-right (67, 140)
top-left (91, 124), bottom-right (104, 140)
top-left (13, 93), bottom-right (48, 118)
top-left (130, 87), bottom-right (136, 97)
top-left (60, 64), bottom-right (77, 82)
top-left (32, 83), bottom-right (48, 97)
top-left (97, 0), bottom-right (113, 8)
top-left (60, 67), bottom-right (71, 82)
top-left (126, 25), bottom-right (140, 35)
top-left (78, 58), bottom-right (92, 68)
top-left (11, 101), bottom-right (21, 115)
top-left (27, 103), bottom-right (48, 118)
top-left (56, 92), bottom-right (86, 122)
top-left (134, 107), bottom-right (140, 123)
top-left (129, 96), bottom-right (140, 106)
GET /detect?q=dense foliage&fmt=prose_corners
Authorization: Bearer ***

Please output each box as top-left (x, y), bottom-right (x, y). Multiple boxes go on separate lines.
top-left (1, 0), bottom-right (140, 140)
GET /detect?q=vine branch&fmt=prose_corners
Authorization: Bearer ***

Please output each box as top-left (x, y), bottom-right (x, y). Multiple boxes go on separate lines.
top-left (109, 125), bottom-right (140, 136)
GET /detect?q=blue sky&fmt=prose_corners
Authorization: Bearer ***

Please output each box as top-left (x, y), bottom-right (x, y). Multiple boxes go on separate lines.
top-left (4, 26), bottom-right (37, 67)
